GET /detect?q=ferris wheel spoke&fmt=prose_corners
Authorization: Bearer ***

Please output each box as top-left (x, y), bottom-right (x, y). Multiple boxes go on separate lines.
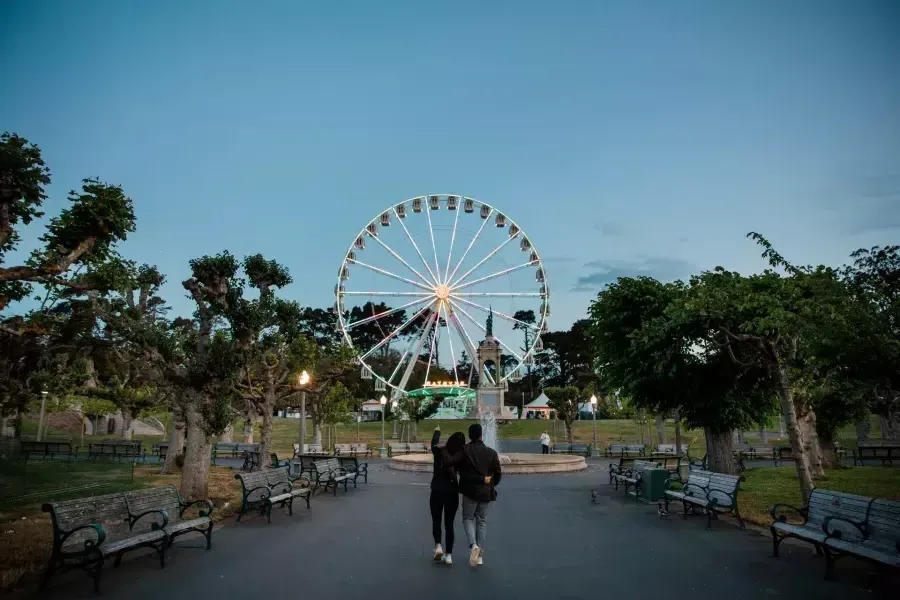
top-left (422, 310), bottom-right (438, 385)
top-left (345, 296), bottom-right (431, 329)
top-left (450, 295), bottom-right (541, 332)
top-left (452, 292), bottom-right (544, 297)
top-left (449, 236), bottom-right (517, 289)
top-left (443, 204), bottom-right (461, 283)
top-left (394, 309), bottom-right (437, 397)
top-left (347, 258), bottom-right (434, 292)
top-left (441, 302), bottom-right (461, 385)
top-left (386, 313), bottom-right (430, 387)
top-left (449, 298), bottom-right (525, 365)
top-left (359, 300), bottom-right (435, 362)
top-left (425, 201), bottom-right (442, 284)
top-left (446, 207), bottom-right (493, 284)
top-left (448, 311), bottom-right (495, 385)
top-left (368, 234), bottom-right (435, 288)
top-left (394, 206), bottom-right (440, 284)
top-left (450, 261), bottom-right (537, 292)
top-left (340, 291), bottom-right (432, 297)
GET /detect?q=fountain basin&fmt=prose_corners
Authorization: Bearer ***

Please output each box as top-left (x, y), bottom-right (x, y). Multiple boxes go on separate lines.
top-left (389, 452), bottom-right (586, 474)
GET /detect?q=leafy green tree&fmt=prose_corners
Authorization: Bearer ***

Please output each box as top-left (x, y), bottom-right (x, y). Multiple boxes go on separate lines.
top-left (544, 385), bottom-right (580, 442)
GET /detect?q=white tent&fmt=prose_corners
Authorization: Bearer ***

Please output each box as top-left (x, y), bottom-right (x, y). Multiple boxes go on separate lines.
top-left (524, 393), bottom-right (551, 409)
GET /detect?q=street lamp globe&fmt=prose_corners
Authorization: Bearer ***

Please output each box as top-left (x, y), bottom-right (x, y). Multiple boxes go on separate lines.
top-left (379, 395), bottom-right (388, 406)
top-left (590, 395), bottom-right (597, 405)
top-left (298, 370), bottom-right (310, 386)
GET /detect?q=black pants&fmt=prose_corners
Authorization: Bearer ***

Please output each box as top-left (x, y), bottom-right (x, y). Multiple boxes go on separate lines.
top-left (542, 445), bottom-right (549, 454)
top-left (430, 490), bottom-right (459, 553)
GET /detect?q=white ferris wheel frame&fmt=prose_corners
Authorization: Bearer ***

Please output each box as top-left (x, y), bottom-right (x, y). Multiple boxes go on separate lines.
top-left (334, 194), bottom-right (549, 399)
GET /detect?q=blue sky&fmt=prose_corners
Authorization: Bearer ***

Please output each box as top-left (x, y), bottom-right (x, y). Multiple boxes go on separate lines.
top-left (2, 0), bottom-right (899, 328)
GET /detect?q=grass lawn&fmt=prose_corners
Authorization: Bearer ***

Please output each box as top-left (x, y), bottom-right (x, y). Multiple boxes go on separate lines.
top-left (738, 466), bottom-right (900, 527)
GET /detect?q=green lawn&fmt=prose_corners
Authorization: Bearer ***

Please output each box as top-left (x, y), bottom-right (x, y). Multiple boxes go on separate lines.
top-left (739, 466), bottom-right (900, 526)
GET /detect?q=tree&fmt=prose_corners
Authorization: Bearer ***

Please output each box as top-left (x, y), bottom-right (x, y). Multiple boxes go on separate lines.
top-left (347, 302), bottom-right (406, 357)
top-left (512, 309), bottom-right (536, 394)
top-left (539, 320), bottom-right (595, 389)
top-left (544, 386), bottom-right (580, 442)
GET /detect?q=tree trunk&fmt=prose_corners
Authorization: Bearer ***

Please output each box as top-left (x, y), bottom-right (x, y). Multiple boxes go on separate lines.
top-left (243, 417), bottom-right (254, 443)
top-left (817, 428), bottom-right (840, 469)
top-left (759, 424), bottom-right (768, 444)
top-left (735, 429), bottom-right (745, 444)
top-left (880, 412), bottom-right (900, 440)
top-left (258, 402), bottom-right (274, 470)
top-left (705, 428), bottom-right (737, 474)
top-left (164, 414), bottom-right (186, 473)
top-left (654, 414), bottom-right (665, 446)
top-left (220, 422), bottom-right (234, 443)
top-left (313, 422), bottom-right (322, 445)
top-left (120, 407), bottom-right (133, 440)
top-left (180, 403), bottom-right (212, 500)
top-left (795, 399), bottom-right (825, 479)
top-left (674, 410), bottom-right (682, 457)
top-left (772, 364), bottom-right (814, 501)
top-left (778, 415), bottom-right (785, 437)
top-left (855, 417), bottom-right (871, 442)
top-left (566, 419), bottom-right (574, 443)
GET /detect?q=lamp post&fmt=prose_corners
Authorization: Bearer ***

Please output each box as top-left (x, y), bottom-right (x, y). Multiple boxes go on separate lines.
top-left (297, 370), bottom-right (310, 454)
top-left (37, 390), bottom-right (48, 441)
top-left (590, 395), bottom-right (598, 457)
top-left (379, 395), bottom-right (388, 458)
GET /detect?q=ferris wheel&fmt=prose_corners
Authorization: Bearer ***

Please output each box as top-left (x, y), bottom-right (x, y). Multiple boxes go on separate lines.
top-left (335, 194), bottom-right (549, 400)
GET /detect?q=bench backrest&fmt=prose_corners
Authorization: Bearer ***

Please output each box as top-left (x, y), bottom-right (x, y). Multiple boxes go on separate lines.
top-left (866, 498), bottom-right (900, 549)
top-left (408, 442), bottom-right (427, 452)
top-left (314, 458), bottom-right (340, 474)
top-left (265, 467), bottom-right (292, 492)
top-left (684, 471), bottom-right (711, 491)
top-left (237, 443), bottom-right (259, 453)
top-left (656, 444), bottom-right (688, 454)
top-left (704, 472), bottom-right (741, 507)
top-left (631, 460), bottom-right (657, 472)
top-left (89, 442), bottom-right (141, 456)
top-left (388, 442), bottom-right (407, 450)
top-left (334, 443), bottom-right (353, 454)
top-left (306, 444), bottom-right (325, 454)
top-left (235, 471), bottom-right (271, 502)
top-left (352, 444), bottom-right (369, 452)
top-left (857, 440), bottom-right (900, 448)
top-left (43, 492), bottom-right (131, 550)
top-left (807, 489), bottom-right (872, 541)
top-left (215, 442), bottom-right (238, 451)
top-left (857, 444), bottom-right (900, 458)
top-left (21, 441), bottom-right (72, 453)
top-left (609, 443), bottom-right (644, 453)
top-left (124, 486), bottom-right (181, 523)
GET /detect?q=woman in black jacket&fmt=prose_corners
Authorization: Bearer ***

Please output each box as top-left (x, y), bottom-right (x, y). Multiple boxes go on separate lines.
top-left (430, 428), bottom-right (466, 565)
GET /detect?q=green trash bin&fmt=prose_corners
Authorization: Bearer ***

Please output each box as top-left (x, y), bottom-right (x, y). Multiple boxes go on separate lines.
top-left (636, 468), bottom-right (671, 503)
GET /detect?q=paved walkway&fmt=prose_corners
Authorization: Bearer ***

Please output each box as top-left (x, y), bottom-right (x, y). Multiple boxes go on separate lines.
top-left (36, 461), bottom-right (896, 599)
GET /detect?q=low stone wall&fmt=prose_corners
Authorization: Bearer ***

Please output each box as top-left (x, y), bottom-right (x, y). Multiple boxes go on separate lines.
top-left (390, 452), bottom-right (586, 474)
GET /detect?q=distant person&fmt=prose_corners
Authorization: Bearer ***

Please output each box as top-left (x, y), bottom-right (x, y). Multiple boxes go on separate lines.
top-left (540, 431), bottom-right (550, 454)
top-left (430, 427), bottom-right (466, 565)
top-left (459, 423), bottom-right (502, 567)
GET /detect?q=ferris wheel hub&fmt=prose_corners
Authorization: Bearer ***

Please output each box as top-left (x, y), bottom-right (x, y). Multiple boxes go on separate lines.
top-left (434, 284), bottom-right (450, 300)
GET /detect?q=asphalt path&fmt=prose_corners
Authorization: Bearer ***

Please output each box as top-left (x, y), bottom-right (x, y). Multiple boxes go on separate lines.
top-left (32, 460), bottom-right (897, 599)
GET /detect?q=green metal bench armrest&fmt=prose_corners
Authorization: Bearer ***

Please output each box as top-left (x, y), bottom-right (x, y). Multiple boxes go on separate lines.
top-left (769, 503), bottom-right (807, 524)
top-left (180, 498), bottom-right (214, 518)
top-left (822, 515), bottom-right (867, 540)
top-left (242, 485), bottom-right (272, 500)
top-left (129, 508), bottom-right (170, 531)
top-left (59, 523), bottom-right (108, 552)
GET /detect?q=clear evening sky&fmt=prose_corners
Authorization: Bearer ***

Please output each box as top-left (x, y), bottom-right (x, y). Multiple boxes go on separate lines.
top-left (2, 1), bottom-right (898, 327)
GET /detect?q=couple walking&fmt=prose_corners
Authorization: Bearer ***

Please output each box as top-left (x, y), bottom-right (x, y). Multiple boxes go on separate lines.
top-left (430, 423), bottom-right (502, 567)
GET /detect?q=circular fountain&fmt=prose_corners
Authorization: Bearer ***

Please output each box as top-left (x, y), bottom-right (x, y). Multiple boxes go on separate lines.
top-left (389, 452), bottom-right (586, 474)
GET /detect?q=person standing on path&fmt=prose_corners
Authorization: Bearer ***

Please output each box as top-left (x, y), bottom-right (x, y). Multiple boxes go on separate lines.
top-left (430, 427), bottom-right (466, 565)
top-left (540, 431), bottom-right (550, 454)
top-left (459, 423), bottom-right (502, 568)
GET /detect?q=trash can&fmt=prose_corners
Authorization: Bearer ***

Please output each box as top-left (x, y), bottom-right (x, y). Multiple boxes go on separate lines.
top-left (638, 468), bottom-right (671, 503)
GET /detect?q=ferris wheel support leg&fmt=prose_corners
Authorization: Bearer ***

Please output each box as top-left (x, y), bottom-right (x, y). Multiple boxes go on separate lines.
top-left (394, 311), bottom-right (437, 400)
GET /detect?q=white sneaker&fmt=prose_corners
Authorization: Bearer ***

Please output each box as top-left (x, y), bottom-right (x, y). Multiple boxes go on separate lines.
top-left (442, 554), bottom-right (453, 565)
top-left (433, 544), bottom-right (444, 561)
top-left (469, 544), bottom-right (482, 567)
top-left (478, 556), bottom-right (483, 565)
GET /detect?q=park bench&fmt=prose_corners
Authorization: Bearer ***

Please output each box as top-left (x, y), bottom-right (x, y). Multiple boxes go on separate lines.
top-left (334, 442), bottom-right (372, 457)
top-left (242, 450), bottom-right (286, 471)
top-left (407, 442), bottom-right (428, 453)
top-left (124, 485), bottom-right (214, 550)
top-left (387, 441), bottom-right (410, 456)
top-left (266, 466), bottom-right (312, 510)
top-left (609, 459), bottom-right (658, 499)
top-left (689, 453), bottom-right (745, 473)
top-left (235, 467), bottom-right (308, 523)
top-left (770, 488), bottom-right (873, 561)
top-left (337, 455), bottom-right (369, 483)
top-left (823, 497), bottom-right (900, 579)
top-left (88, 441), bottom-right (143, 461)
top-left (212, 442), bottom-right (240, 460)
top-left (655, 443), bottom-right (689, 456)
top-left (290, 454), bottom-right (319, 479)
top-left (550, 442), bottom-right (591, 456)
top-left (292, 443), bottom-right (328, 457)
top-left (20, 440), bottom-right (77, 462)
top-left (773, 446), bottom-right (798, 466)
top-left (663, 469), bottom-right (744, 529)
top-left (853, 440), bottom-right (900, 466)
top-left (312, 457), bottom-right (355, 496)
top-left (732, 443), bottom-right (776, 461)
top-left (42, 491), bottom-right (168, 592)
top-left (605, 443), bottom-right (645, 458)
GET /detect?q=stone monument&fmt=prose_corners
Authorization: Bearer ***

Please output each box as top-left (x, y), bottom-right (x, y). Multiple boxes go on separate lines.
top-left (471, 308), bottom-right (506, 417)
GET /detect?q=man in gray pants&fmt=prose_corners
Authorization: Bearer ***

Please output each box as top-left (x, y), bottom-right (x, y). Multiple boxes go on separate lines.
top-left (459, 423), bottom-right (502, 567)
